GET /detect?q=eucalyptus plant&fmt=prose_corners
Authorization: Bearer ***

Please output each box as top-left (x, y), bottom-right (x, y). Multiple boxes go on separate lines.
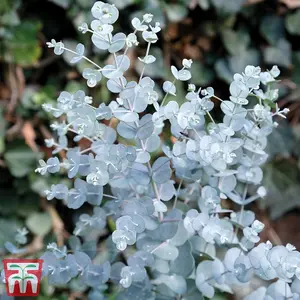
top-left (30, 2), bottom-right (300, 299)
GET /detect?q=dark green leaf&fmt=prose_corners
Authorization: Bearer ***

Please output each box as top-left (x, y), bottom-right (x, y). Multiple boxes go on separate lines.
top-left (221, 29), bottom-right (250, 55)
top-left (26, 212), bottom-right (52, 236)
top-left (286, 10), bottom-right (300, 36)
top-left (262, 161), bottom-right (300, 219)
top-left (4, 21), bottom-right (42, 66)
top-left (292, 52), bottom-right (300, 84)
top-left (4, 140), bottom-right (39, 178)
top-left (190, 62), bottom-right (214, 86)
top-left (266, 121), bottom-right (295, 159)
top-left (263, 39), bottom-right (291, 68)
top-left (260, 15), bottom-right (285, 46)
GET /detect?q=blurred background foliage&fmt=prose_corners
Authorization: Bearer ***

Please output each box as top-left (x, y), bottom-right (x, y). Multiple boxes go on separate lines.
top-left (1, 0), bottom-right (300, 299)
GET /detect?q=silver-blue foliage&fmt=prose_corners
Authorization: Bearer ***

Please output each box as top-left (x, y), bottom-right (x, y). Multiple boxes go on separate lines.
top-left (29, 2), bottom-right (300, 299)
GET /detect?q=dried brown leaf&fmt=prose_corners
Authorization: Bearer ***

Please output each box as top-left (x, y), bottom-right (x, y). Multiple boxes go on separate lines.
top-left (22, 121), bottom-right (38, 152)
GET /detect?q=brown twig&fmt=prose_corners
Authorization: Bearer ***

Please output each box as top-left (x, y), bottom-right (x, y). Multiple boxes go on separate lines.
top-left (280, 0), bottom-right (300, 8)
top-left (39, 124), bottom-right (53, 140)
top-left (22, 121), bottom-right (39, 152)
top-left (32, 55), bottom-right (58, 69)
top-left (24, 236), bottom-right (44, 255)
top-left (68, 292), bottom-right (86, 300)
top-left (16, 66), bottom-right (25, 97)
top-left (261, 215), bottom-right (282, 245)
top-left (41, 198), bottom-right (67, 247)
top-left (6, 116), bottom-right (24, 140)
top-left (244, 0), bottom-right (264, 5)
top-left (7, 65), bottom-right (19, 114)
top-left (6, 236), bottom-right (44, 259)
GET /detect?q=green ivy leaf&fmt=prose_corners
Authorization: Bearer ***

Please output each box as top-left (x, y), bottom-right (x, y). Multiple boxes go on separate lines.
top-left (215, 59), bottom-right (233, 84)
top-left (0, 218), bottom-right (21, 249)
top-left (4, 21), bottom-right (42, 66)
top-left (17, 193), bottom-right (40, 218)
top-left (0, 188), bottom-right (19, 215)
top-left (286, 9), bottom-right (300, 36)
top-left (229, 49), bottom-right (260, 74)
top-left (4, 140), bottom-right (39, 178)
top-left (266, 121), bottom-right (295, 159)
top-left (190, 62), bottom-right (214, 86)
top-left (292, 52), bottom-right (300, 84)
top-left (215, 49), bottom-right (260, 83)
top-left (260, 15), bottom-right (285, 46)
top-left (263, 39), bottom-right (291, 68)
top-left (1, 10), bottom-right (20, 26)
top-left (26, 212), bottom-right (52, 236)
top-left (263, 161), bottom-right (300, 219)
top-left (221, 29), bottom-right (250, 56)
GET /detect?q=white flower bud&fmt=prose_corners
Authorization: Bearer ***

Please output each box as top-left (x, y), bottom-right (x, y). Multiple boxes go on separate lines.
top-left (188, 84), bottom-right (196, 92)
top-left (270, 65), bottom-right (280, 78)
top-left (45, 138), bottom-right (55, 147)
top-left (266, 240), bottom-right (273, 250)
top-left (182, 58), bottom-right (193, 69)
top-left (78, 22), bottom-right (88, 34)
top-left (257, 186), bottom-right (267, 198)
top-left (42, 103), bottom-right (53, 112)
top-left (143, 13), bottom-right (153, 23)
top-left (83, 96), bottom-right (92, 104)
top-left (252, 220), bottom-right (264, 233)
top-left (282, 108), bottom-right (290, 114)
top-left (286, 243), bottom-right (296, 252)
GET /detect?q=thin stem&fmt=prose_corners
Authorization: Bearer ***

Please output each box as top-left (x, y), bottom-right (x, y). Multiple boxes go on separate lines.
top-left (234, 183), bottom-right (248, 239)
top-left (150, 240), bottom-right (168, 254)
top-left (67, 128), bottom-right (93, 142)
top-left (118, 19), bottom-right (146, 73)
top-left (103, 194), bottom-right (118, 199)
top-left (161, 219), bottom-right (181, 223)
top-left (87, 29), bottom-right (107, 41)
top-left (198, 271), bottom-right (230, 284)
top-left (139, 42), bottom-right (151, 83)
top-left (62, 47), bottom-right (102, 70)
top-left (173, 179), bottom-right (183, 209)
top-left (206, 111), bottom-right (216, 124)
top-left (140, 136), bottom-right (163, 221)
top-left (52, 142), bottom-right (68, 152)
top-left (212, 95), bottom-right (223, 102)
